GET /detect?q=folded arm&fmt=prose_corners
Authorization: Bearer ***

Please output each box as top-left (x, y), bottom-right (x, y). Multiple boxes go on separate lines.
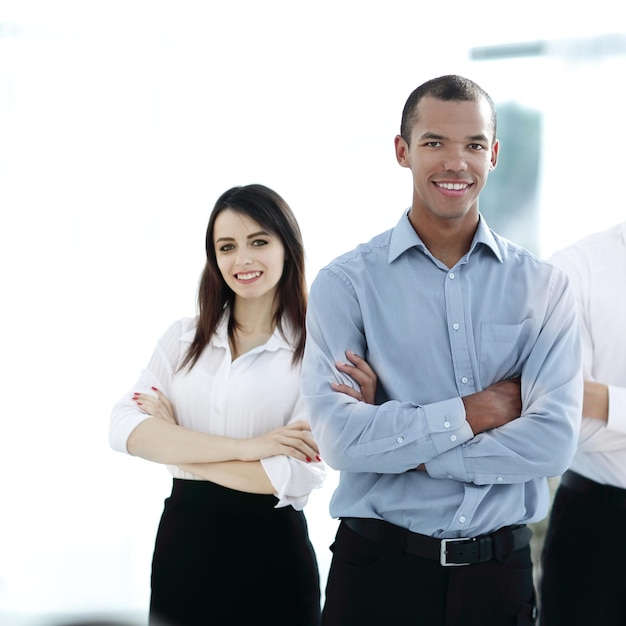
top-left (427, 271), bottom-right (583, 484)
top-left (302, 265), bottom-right (582, 483)
top-left (126, 391), bottom-right (319, 465)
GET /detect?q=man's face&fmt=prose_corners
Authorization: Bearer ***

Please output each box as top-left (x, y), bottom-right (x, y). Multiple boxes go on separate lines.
top-left (395, 96), bottom-right (499, 224)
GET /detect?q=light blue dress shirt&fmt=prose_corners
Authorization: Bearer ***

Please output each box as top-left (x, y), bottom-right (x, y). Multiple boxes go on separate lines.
top-left (302, 212), bottom-right (583, 539)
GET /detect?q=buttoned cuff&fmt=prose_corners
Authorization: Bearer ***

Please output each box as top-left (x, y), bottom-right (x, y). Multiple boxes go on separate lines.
top-left (422, 397), bottom-right (474, 454)
top-left (607, 386), bottom-right (626, 434)
top-left (260, 456), bottom-right (326, 510)
top-left (425, 445), bottom-right (469, 482)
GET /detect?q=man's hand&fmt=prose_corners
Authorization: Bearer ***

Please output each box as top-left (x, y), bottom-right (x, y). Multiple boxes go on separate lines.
top-left (463, 378), bottom-right (522, 435)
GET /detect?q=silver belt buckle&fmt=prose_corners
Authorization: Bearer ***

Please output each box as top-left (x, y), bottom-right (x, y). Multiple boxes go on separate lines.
top-left (440, 537), bottom-right (471, 566)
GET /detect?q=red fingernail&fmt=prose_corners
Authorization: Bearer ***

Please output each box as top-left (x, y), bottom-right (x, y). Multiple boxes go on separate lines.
top-left (306, 457), bottom-right (311, 463)
top-left (136, 401), bottom-right (142, 406)
top-left (316, 456), bottom-right (322, 462)
top-left (151, 386), bottom-right (158, 391)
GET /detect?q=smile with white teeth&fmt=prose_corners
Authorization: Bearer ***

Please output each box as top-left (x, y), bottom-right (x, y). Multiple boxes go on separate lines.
top-left (436, 182), bottom-right (470, 190)
top-left (236, 271), bottom-right (262, 280)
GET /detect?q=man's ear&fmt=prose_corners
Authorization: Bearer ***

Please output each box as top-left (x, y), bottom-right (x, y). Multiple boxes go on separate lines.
top-left (489, 139), bottom-right (499, 171)
top-left (394, 134), bottom-right (410, 168)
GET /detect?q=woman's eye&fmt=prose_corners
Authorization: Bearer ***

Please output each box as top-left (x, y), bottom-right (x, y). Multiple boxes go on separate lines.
top-left (219, 244), bottom-right (235, 252)
top-left (252, 239), bottom-right (268, 247)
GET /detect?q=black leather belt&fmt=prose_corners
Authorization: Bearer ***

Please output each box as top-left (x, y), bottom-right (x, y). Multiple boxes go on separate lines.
top-left (560, 470), bottom-right (626, 507)
top-left (342, 517), bottom-right (532, 566)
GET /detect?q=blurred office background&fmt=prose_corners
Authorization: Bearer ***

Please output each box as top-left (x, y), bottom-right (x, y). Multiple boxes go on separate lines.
top-left (1, 1), bottom-right (625, 623)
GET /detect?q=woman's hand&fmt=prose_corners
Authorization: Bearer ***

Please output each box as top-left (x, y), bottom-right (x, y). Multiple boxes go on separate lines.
top-left (238, 421), bottom-right (321, 464)
top-left (132, 387), bottom-right (178, 425)
top-left (331, 350), bottom-right (378, 404)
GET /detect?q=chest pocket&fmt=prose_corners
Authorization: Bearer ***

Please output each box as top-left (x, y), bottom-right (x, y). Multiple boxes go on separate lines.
top-left (480, 319), bottom-right (534, 385)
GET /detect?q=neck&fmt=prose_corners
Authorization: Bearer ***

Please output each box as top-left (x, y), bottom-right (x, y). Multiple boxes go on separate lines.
top-left (408, 210), bottom-right (478, 268)
top-left (232, 295), bottom-right (277, 336)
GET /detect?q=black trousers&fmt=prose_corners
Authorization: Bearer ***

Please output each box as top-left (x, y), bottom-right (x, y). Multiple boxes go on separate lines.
top-left (540, 472), bottom-right (626, 625)
top-left (322, 520), bottom-right (537, 626)
top-left (149, 479), bottom-right (321, 626)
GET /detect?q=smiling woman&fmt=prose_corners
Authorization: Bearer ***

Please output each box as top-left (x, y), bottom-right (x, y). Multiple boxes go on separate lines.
top-left (109, 184), bottom-right (325, 626)
top-left (108, 183), bottom-right (377, 625)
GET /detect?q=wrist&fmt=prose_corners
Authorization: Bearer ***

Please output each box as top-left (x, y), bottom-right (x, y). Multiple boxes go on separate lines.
top-left (583, 381), bottom-right (609, 422)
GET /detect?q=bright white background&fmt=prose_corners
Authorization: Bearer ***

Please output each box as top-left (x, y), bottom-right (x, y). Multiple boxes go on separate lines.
top-left (0, 1), bottom-right (624, 623)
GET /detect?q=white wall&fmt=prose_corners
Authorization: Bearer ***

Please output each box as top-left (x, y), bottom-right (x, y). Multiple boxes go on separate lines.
top-left (0, 1), bottom-right (624, 621)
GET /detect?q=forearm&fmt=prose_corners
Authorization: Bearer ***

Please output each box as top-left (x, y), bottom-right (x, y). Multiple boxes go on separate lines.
top-left (126, 418), bottom-right (242, 464)
top-left (428, 373), bottom-right (582, 484)
top-left (178, 461), bottom-right (275, 494)
top-left (307, 394), bottom-right (472, 473)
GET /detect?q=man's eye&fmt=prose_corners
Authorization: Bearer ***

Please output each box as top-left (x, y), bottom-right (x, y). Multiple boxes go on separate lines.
top-left (425, 141), bottom-right (442, 148)
top-left (469, 143), bottom-right (485, 151)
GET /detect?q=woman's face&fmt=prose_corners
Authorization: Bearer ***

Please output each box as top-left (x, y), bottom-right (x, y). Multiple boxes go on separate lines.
top-left (213, 208), bottom-right (286, 304)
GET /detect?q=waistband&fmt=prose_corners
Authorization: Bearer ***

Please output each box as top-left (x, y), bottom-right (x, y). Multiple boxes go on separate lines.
top-left (169, 478), bottom-right (279, 510)
top-left (560, 470), bottom-right (626, 507)
top-left (342, 517), bottom-right (531, 566)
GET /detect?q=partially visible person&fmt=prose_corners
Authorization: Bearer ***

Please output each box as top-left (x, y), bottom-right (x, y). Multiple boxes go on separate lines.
top-left (540, 221), bottom-right (626, 625)
top-left (301, 75), bottom-right (583, 626)
top-left (109, 184), bottom-right (376, 626)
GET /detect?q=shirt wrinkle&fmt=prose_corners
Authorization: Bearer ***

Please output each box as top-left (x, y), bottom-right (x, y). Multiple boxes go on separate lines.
top-left (302, 210), bottom-right (582, 537)
top-left (110, 313), bottom-right (324, 510)
top-left (550, 221), bottom-right (626, 488)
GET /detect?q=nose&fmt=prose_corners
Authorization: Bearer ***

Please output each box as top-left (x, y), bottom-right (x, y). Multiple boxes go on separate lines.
top-left (442, 147), bottom-right (467, 172)
top-left (235, 250), bottom-right (253, 265)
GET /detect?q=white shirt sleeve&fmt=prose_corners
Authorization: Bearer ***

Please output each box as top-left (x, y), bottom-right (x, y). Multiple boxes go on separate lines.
top-left (550, 223), bottom-right (626, 486)
top-left (261, 395), bottom-right (326, 509)
top-left (109, 320), bottom-right (183, 454)
top-left (608, 385), bottom-right (626, 434)
top-left (110, 317), bottom-right (326, 504)
top-left (261, 456), bottom-right (326, 510)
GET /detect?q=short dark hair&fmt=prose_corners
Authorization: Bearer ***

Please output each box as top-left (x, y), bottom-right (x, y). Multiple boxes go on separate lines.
top-left (400, 74), bottom-right (497, 145)
top-left (181, 184), bottom-right (307, 370)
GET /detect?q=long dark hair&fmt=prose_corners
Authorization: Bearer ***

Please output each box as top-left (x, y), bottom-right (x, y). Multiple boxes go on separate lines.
top-left (180, 184), bottom-right (307, 370)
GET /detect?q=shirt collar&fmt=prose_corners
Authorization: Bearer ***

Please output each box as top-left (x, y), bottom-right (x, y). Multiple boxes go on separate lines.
top-left (182, 308), bottom-right (295, 353)
top-left (388, 210), bottom-right (503, 264)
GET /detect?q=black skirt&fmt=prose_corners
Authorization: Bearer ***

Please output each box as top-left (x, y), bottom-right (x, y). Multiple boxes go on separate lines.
top-left (149, 478), bottom-right (321, 626)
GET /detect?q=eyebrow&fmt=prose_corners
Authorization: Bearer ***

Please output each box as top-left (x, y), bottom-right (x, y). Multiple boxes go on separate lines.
top-left (419, 131), bottom-right (490, 143)
top-left (215, 230), bottom-right (271, 244)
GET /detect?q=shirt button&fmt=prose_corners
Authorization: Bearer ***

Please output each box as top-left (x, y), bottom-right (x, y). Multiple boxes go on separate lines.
top-left (396, 437), bottom-right (404, 444)
top-left (443, 421), bottom-right (451, 429)
top-left (447, 474), bottom-right (454, 479)
top-left (449, 272), bottom-right (455, 279)
top-left (461, 376), bottom-right (468, 384)
top-left (452, 323), bottom-right (460, 330)
top-left (497, 476), bottom-right (503, 482)
top-left (450, 435), bottom-right (457, 442)
top-left (459, 516), bottom-right (466, 523)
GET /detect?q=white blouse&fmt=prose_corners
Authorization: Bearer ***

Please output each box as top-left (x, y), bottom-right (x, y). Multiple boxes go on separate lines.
top-left (110, 314), bottom-right (326, 509)
top-left (549, 221), bottom-right (626, 488)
